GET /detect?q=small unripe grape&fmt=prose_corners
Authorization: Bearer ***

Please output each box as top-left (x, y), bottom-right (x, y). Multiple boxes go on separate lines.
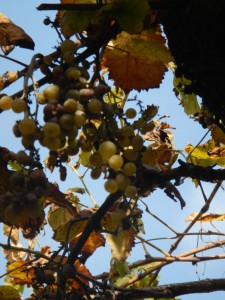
top-left (124, 185), bottom-right (138, 198)
top-left (43, 122), bottom-right (61, 137)
top-left (125, 108), bottom-right (137, 119)
top-left (99, 141), bottom-right (117, 160)
top-left (104, 179), bottom-right (118, 193)
top-left (63, 98), bottom-right (78, 113)
top-left (60, 39), bottom-right (77, 53)
top-left (0, 95), bottom-right (13, 110)
top-left (12, 98), bottom-right (26, 113)
top-left (6, 71), bottom-right (18, 83)
top-left (13, 122), bottom-right (21, 137)
top-left (88, 98), bottom-right (102, 114)
top-left (44, 84), bottom-right (60, 101)
top-left (108, 154), bottom-right (123, 170)
top-left (65, 67), bottom-right (81, 81)
top-left (19, 118), bottom-right (36, 135)
top-left (123, 162), bottom-right (137, 176)
top-left (63, 51), bottom-right (74, 64)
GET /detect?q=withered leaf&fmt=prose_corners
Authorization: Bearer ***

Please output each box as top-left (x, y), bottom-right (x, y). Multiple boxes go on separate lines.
top-left (0, 13), bottom-right (35, 55)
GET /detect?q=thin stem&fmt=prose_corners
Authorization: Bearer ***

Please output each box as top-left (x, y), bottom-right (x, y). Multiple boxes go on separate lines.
top-left (0, 54), bottom-right (28, 67)
top-left (69, 164), bottom-right (98, 207)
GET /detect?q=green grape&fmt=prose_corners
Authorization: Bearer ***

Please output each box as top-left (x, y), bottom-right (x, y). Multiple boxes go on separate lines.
top-left (90, 168), bottom-right (102, 180)
top-left (104, 179), bottom-right (118, 193)
top-left (108, 154), bottom-right (123, 170)
top-left (66, 89), bottom-right (80, 100)
top-left (87, 98), bottom-right (102, 114)
top-left (59, 113), bottom-right (75, 130)
top-left (78, 66), bottom-right (90, 80)
top-left (120, 125), bottom-right (134, 137)
top-left (117, 136), bottom-right (130, 148)
top-left (65, 67), bottom-right (81, 81)
top-left (12, 98), bottom-right (26, 113)
top-left (63, 98), bottom-right (78, 113)
top-left (22, 135), bottom-right (35, 149)
top-left (125, 107), bottom-right (137, 119)
top-left (79, 76), bottom-right (87, 87)
top-left (63, 51), bottom-right (75, 64)
top-left (90, 152), bottom-right (103, 167)
top-left (43, 122), bottom-right (61, 137)
top-left (123, 162), bottom-right (137, 176)
top-left (13, 122), bottom-right (22, 137)
top-left (19, 118), bottom-right (36, 135)
top-left (0, 95), bottom-right (13, 110)
top-left (42, 136), bottom-right (61, 150)
top-left (15, 150), bottom-right (31, 165)
top-left (124, 185), bottom-right (138, 198)
top-left (131, 135), bottom-right (144, 151)
top-left (37, 91), bottom-right (47, 104)
top-left (60, 39), bottom-right (77, 53)
top-left (79, 88), bottom-right (94, 102)
top-left (123, 149), bottom-right (138, 161)
top-left (115, 173), bottom-right (130, 190)
top-left (43, 84), bottom-right (60, 101)
top-left (74, 110), bottom-right (86, 128)
top-left (99, 141), bottom-right (117, 161)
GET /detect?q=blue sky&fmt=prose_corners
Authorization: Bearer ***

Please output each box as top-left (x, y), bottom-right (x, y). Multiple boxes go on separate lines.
top-left (1, 2), bottom-right (225, 299)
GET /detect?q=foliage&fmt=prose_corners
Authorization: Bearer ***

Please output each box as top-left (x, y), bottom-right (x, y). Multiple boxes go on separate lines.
top-left (0, 1), bottom-right (225, 299)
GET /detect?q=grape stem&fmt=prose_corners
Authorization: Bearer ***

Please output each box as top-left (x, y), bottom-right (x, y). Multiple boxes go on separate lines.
top-left (69, 164), bottom-right (99, 208)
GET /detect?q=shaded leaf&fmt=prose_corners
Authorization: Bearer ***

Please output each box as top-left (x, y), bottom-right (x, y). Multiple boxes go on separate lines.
top-left (0, 286), bottom-right (20, 300)
top-left (102, 28), bottom-right (173, 91)
top-left (211, 125), bottom-right (225, 144)
top-left (0, 13), bottom-right (34, 55)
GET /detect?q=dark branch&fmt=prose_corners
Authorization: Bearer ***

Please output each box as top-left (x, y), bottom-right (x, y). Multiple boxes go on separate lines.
top-left (117, 278), bottom-right (225, 299)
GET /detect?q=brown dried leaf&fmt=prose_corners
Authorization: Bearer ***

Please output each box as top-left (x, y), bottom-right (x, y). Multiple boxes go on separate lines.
top-left (0, 13), bottom-right (34, 55)
top-left (185, 212), bottom-right (225, 222)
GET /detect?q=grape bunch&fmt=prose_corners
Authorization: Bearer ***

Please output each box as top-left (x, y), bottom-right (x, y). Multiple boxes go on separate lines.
top-left (0, 168), bottom-right (47, 238)
top-left (0, 38), bottom-right (166, 199)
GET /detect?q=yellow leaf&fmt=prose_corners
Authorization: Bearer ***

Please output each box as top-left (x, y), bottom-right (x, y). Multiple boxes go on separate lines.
top-left (0, 286), bottom-right (20, 300)
top-left (185, 212), bottom-right (225, 222)
top-left (7, 260), bottom-right (35, 285)
top-left (102, 28), bottom-right (173, 91)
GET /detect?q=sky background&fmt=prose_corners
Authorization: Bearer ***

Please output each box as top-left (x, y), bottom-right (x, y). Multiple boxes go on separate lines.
top-left (1, 2), bottom-right (225, 299)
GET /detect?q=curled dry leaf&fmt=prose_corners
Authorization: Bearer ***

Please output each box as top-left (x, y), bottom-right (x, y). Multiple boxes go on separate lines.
top-left (0, 12), bottom-right (35, 55)
top-left (185, 212), bottom-right (225, 222)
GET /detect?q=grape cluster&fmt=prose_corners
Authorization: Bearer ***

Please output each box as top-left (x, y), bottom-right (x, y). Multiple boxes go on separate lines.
top-left (0, 168), bottom-right (47, 236)
top-left (0, 38), bottom-right (160, 198)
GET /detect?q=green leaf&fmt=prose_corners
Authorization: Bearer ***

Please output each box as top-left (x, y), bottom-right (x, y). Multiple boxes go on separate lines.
top-left (61, 10), bottom-right (98, 37)
top-left (101, 0), bottom-right (150, 34)
top-left (79, 151), bottom-right (92, 167)
top-left (0, 285), bottom-right (21, 300)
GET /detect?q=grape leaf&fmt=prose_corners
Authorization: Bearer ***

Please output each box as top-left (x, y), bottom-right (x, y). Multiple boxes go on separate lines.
top-left (102, 29), bottom-right (173, 91)
top-left (211, 125), bottom-right (225, 144)
top-left (185, 140), bottom-right (225, 167)
top-left (7, 260), bottom-right (35, 284)
top-left (0, 286), bottom-right (20, 300)
top-left (186, 212), bottom-right (225, 222)
top-left (101, 0), bottom-right (150, 34)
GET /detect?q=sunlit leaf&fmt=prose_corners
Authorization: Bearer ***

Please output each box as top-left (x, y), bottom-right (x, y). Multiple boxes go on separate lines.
top-left (211, 125), bottom-right (225, 144)
top-left (185, 212), bottom-right (225, 222)
top-left (7, 260), bottom-right (35, 285)
top-left (0, 286), bottom-right (20, 300)
top-left (185, 140), bottom-right (225, 167)
top-left (70, 231), bottom-right (105, 259)
top-left (102, 29), bottom-right (173, 91)
top-left (79, 150), bottom-right (92, 167)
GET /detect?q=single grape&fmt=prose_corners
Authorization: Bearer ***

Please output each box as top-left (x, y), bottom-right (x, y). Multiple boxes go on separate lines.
top-left (42, 136), bottom-right (61, 150)
top-left (43, 84), bottom-right (60, 101)
top-left (90, 152), bottom-right (103, 167)
top-left (6, 71), bottom-right (18, 83)
top-left (115, 173), bottom-right (130, 190)
top-left (125, 108), bottom-right (137, 119)
top-left (37, 90), bottom-right (47, 104)
top-left (19, 118), bottom-right (36, 135)
top-left (0, 95), bottom-right (13, 110)
top-left (104, 179), bottom-right (118, 193)
top-left (99, 141), bottom-right (117, 161)
top-left (12, 98), bottom-right (26, 113)
top-left (123, 149), bottom-right (138, 161)
top-left (63, 98), bottom-right (78, 113)
top-left (65, 67), bottom-right (81, 81)
top-left (74, 110), bottom-right (86, 128)
top-left (124, 185), bottom-right (138, 198)
top-left (60, 39), bottom-right (77, 54)
top-left (63, 51), bottom-right (75, 64)
top-left (123, 162), bottom-right (137, 176)
top-left (90, 168), bottom-right (102, 180)
top-left (22, 135), bottom-right (35, 149)
top-left (120, 125), bottom-right (134, 137)
top-left (43, 122), bottom-right (61, 137)
top-left (59, 113), bottom-right (75, 130)
top-left (87, 98), bottom-right (102, 114)
top-left (66, 89), bottom-right (80, 100)
top-left (131, 135), bottom-right (144, 151)
top-left (108, 154), bottom-right (123, 170)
